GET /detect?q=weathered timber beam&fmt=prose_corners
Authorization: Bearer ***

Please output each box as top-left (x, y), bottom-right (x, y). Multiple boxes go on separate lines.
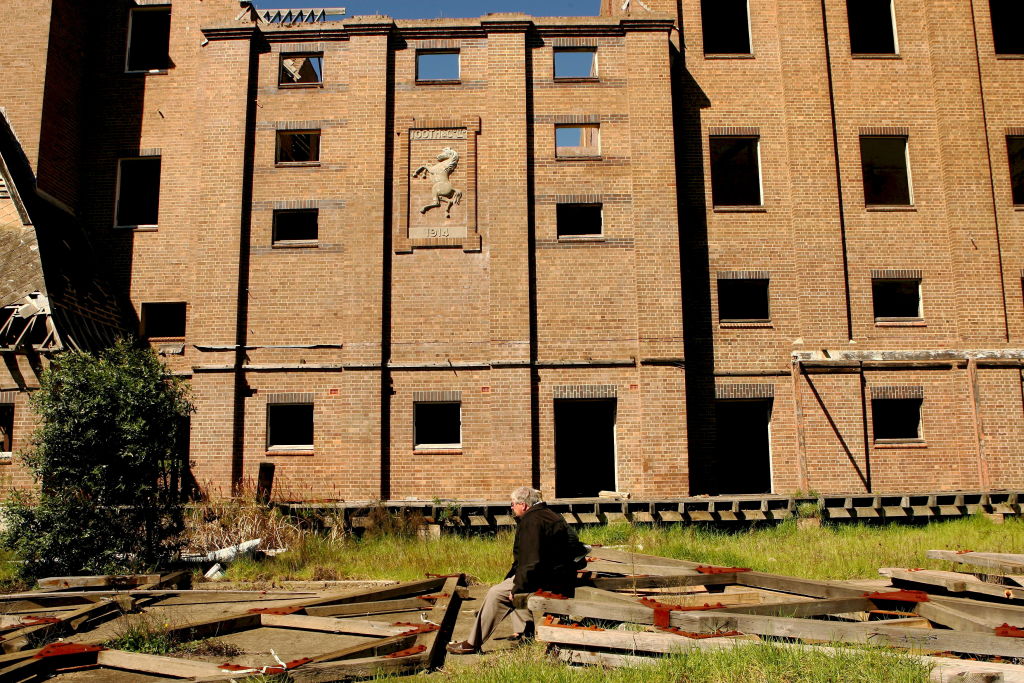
top-left (527, 596), bottom-right (736, 632)
top-left (304, 597), bottom-right (431, 617)
top-left (259, 613), bottom-right (410, 637)
top-left (927, 550), bottom-right (1024, 575)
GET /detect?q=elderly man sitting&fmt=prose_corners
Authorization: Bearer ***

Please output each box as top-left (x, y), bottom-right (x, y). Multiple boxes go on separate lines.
top-left (447, 486), bottom-right (587, 655)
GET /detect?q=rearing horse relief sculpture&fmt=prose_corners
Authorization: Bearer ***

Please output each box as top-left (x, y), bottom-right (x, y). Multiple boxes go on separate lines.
top-left (413, 147), bottom-right (463, 219)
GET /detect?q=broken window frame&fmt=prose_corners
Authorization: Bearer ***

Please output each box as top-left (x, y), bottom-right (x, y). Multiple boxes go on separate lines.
top-left (859, 136), bottom-right (914, 206)
top-left (0, 305), bottom-right (57, 351)
top-left (990, 0), bottom-right (1024, 55)
top-left (846, 0), bottom-right (900, 56)
top-left (275, 130), bottom-right (322, 166)
top-left (0, 404), bottom-right (12, 458)
top-left (416, 50), bottom-right (461, 83)
top-left (272, 208), bottom-right (320, 246)
top-left (553, 48), bottom-right (599, 81)
top-left (141, 302), bottom-right (187, 340)
top-left (556, 203), bottom-right (603, 238)
top-left (413, 401), bottom-right (462, 450)
top-left (872, 278), bottom-right (923, 322)
top-left (717, 277), bottom-right (771, 323)
top-left (278, 52), bottom-right (324, 88)
top-left (266, 402), bottom-right (315, 452)
top-left (125, 5), bottom-right (172, 74)
top-left (700, 0), bottom-right (753, 56)
top-left (709, 136), bottom-right (764, 207)
top-left (871, 397), bottom-right (924, 442)
top-left (114, 156), bottom-right (162, 228)
top-left (1007, 136), bottom-right (1024, 205)
top-left (555, 124), bottom-right (601, 159)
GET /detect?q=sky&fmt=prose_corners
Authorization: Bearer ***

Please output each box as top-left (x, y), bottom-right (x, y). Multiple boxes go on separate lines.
top-left (252, 0), bottom-right (601, 20)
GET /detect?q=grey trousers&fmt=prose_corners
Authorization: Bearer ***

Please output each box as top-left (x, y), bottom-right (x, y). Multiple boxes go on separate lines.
top-left (466, 577), bottom-right (532, 648)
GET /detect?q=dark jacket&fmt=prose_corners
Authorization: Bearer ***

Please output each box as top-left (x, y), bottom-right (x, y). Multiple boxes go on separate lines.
top-left (506, 502), bottom-right (585, 597)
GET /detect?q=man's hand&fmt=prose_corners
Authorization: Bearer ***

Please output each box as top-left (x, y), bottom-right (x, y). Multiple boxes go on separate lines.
top-left (509, 592), bottom-right (514, 602)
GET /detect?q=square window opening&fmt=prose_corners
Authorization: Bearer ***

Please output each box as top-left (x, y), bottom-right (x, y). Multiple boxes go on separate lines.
top-left (279, 53), bottom-right (323, 86)
top-left (872, 397), bottom-right (922, 441)
top-left (701, 0), bottom-right (752, 54)
top-left (990, 0), bottom-right (1024, 55)
top-left (414, 401), bottom-right (461, 449)
top-left (141, 302), bottom-right (186, 339)
top-left (555, 125), bottom-right (600, 158)
top-left (126, 6), bottom-right (171, 72)
top-left (116, 157), bottom-right (161, 227)
top-left (1008, 136), bottom-right (1024, 205)
top-left (273, 209), bottom-right (319, 243)
top-left (267, 403), bottom-right (314, 450)
top-left (872, 278), bottom-right (921, 320)
top-left (0, 404), bottom-right (13, 456)
top-left (417, 50), bottom-right (460, 82)
top-left (556, 203), bottom-right (603, 237)
top-left (276, 130), bottom-right (321, 164)
top-left (710, 136), bottom-right (762, 206)
top-left (847, 0), bottom-right (898, 54)
top-left (554, 48), bottom-right (598, 79)
top-left (718, 278), bottom-right (770, 321)
top-left (860, 136), bottom-right (912, 205)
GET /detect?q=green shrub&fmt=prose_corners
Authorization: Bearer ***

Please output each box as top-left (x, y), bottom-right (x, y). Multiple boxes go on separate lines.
top-left (1, 340), bottom-right (193, 578)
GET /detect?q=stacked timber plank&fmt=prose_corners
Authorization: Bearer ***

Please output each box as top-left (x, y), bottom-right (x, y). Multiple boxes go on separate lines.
top-left (528, 547), bottom-right (1024, 682)
top-left (0, 572), bottom-right (465, 681)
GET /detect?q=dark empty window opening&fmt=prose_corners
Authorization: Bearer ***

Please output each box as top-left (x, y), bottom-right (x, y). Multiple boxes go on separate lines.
top-left (847, 0), bottom-right (898, 54)
top-left (710, 136), bottom-right (762, 206)
top-left (556, 125), bottom-right (600, 158)
top-left (554, 48), bottom-right (598, 79)
top-left (707, 399), bottom-right (772, 494)
top-left (718, 278), bottom-right (770, 322)
top-left (556, 203), bottom-right (602, 237)
top-left (116, 157), bottom-right (161, 227)
top-left (126, 6), bottom-right (171, 72)
top-left (267, 403), bottom-right (314, 450)
top-left (990, 0), bottom-right (1024, 55)
top-left (0, 405), bottom-right (12, 455)
top-left (555, 399), bottom-right (616, 498)
top-left (279, 53), bottom-right (323, 86)
top-left (872, 398), bottom-right (922, 441)
top-left (417, 51), bottom-right (460, 82)
top-left (873, 278), bottom-right (921, 320)
top-left (414, 402), bottom-right (461, 449)
top-left (1, 310), bottom-right (51, 348)
top-left (276, 130), bottom-right (321, 164)
top-left (701, 0), bottom-right (752, 55)
top-left (142, 302), bottom-right (186, 339)
top-left (860, 136), bottom-right (912, 205)
top-left (273, 209), bottom-right (319, 243)
top-left (1008, 136), bottom-right (1024, 205)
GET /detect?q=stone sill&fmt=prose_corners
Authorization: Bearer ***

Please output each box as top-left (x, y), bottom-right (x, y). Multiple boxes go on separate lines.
top-left (413, 448), bottom-right (463, 455)
top-left (266, 449), bottom-right (315, 456)
top-left (558, 235), bottom-right (605, 242)
top-left (278, 83), bottom-right (324, 89)
top-left (713, 205), bottom-right (767, 213)
top-left (851, 53), bottom-right (901, 59)
top-left (704, 53), bottom-right (755, 59)
top-left (272, 241), bottom-right (319, 249)
top-left (553, 77), bottom-right (600, 84)
top-left (416, 79), bottom-right (461, 85)
top-left (124, 69), bottom-right (169, 75)
top-left (720, 321), bottom-right (773, 328)
top-left (874, 440), bottom-right (927, 449)
top-left (275, 162), bottom-right (321, 168)
top-left (114, 225), bottom-right (159, 231)
top-left (875, 319), bottom-right (926, 327)
top-left (865, 205), bottom-right (916, 212)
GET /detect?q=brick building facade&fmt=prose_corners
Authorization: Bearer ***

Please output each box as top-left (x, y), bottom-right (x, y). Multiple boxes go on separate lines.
top-left (0, 0), bottom-right (1022, 501)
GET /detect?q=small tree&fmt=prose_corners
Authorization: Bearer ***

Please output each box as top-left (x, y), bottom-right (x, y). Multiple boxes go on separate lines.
top-left (1, 340), bottom-right (193, 578)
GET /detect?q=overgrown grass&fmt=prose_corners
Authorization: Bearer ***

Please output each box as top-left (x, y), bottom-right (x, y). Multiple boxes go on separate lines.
top-left (220, 515), bottom-right (1024, 584)
top-left (104, 613), bottom-right (242, 658)
top-left (384, 640), bottom-right (932, 682)
top-left (0, 548), bottom-right (28, 593)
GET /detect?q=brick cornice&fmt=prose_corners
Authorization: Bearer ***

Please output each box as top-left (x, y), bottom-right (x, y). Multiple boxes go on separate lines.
top-left (201, 25), bottom-right (258, 41)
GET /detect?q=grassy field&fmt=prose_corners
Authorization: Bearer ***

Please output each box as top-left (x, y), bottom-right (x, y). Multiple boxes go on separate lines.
top-left (222, 514), bottom-right (1024, 584)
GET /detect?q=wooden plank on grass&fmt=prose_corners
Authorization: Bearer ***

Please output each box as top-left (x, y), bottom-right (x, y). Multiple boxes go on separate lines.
top-left (592, 573), bottom-right (737, 590)
top-left (37, 574), bottom-right (162, 590)
top-left (528, 596), bottom-right (737, 633)
top-left (735, 571), bottom-right (868, 599)
top-left (260, 613), bottom-right (410, 637)
top-left (585, 560), bottom-right (705, 577)
top-left (710, 597), bottom-right (876, 618)
top-left (884, 568), bottom-right (1024, 600)
top-left (304, 598), bottom-right (430, 618)
top-left (416, 574), bottom-right (464, 669)
top-left (587, 547), bottom-right (701, 568)
top-left (926, 550), bottom-right (1024, 575)
top-left (304, 633), bottom-right (416, 664)
top-left (162, 613), bottom-right (262, 642)
top-left (914, 602), bottom-right (999, 633)
top-left (702, 610), bottom-right (1024, 658)
top-left (538, 624), bottom-right (756, 654)
top-left (0, 598), bottom-right (121, 653)
top-left (96, 649), bottom-right (228, 678)
top-left (285, 650), bottom-right (429, 683)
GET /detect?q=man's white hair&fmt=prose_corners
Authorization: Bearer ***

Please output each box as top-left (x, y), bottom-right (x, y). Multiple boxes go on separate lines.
top-left (510, 486), bottom-right (543, 506)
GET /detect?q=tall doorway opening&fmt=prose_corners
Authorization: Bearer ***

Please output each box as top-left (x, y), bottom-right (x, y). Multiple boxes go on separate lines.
top-left (554, 399), bottom-right (617, 498)
top-left (709, 398), bottom-right (773, 494)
